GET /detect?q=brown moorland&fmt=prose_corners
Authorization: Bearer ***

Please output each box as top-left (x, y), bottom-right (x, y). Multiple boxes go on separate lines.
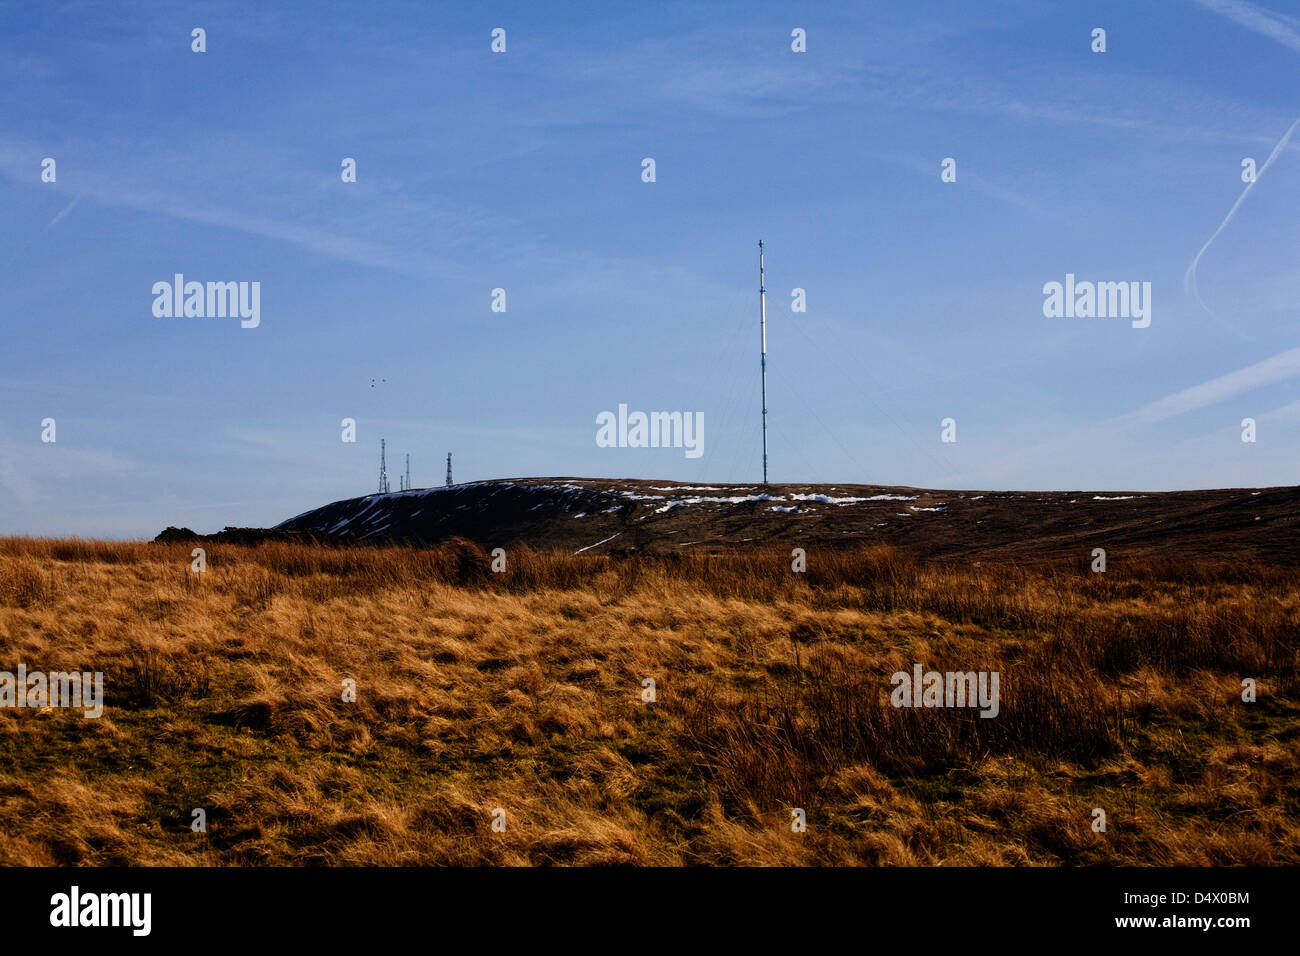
top-left (269, 478), bottom-right (1300, 566)
top-left (0, 536), bottom-right (1295, 865)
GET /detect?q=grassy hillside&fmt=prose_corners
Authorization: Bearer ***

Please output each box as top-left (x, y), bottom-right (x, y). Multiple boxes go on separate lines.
top-left (0, 536), bottom-right (1296, 865)
top-left (267, 478), bottom-right (1300, 566)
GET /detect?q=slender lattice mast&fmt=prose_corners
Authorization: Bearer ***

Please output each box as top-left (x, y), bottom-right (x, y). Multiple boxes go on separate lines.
top-left (759, 240), bottom-right (768, 485)
top-left (446, 452), bottom-right (453, 487)
top-left (379, 439), bottom-right (390, 494)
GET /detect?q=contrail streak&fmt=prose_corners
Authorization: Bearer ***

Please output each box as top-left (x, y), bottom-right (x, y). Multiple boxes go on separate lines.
top-left (44, 195), bottom-right (81, 230)
top-left (1183, 115), bottom-right (1300, 333)
top-left (0, 195), bottom-right (84, 271)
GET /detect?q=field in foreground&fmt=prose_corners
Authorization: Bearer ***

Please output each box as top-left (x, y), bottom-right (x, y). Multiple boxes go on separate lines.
top-left (0, 537), bottom-right (1297, 865)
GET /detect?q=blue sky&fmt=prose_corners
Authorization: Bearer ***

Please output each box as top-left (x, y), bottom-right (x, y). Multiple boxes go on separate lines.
top-left (3, 0), bottom-right (1300, 537)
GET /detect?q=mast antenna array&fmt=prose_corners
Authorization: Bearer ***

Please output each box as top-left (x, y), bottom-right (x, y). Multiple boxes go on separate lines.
top-left (379, 439), bottom-right (391, 494)
top-left (446, 452), bottom-right (453, 487)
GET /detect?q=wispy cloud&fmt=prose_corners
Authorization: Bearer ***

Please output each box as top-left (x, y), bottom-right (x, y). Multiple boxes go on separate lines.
top-left (1115, 347), bottom-right (1300, 426)
top-left (1192, 0), bottom-right (1300, 53)
top-left (0, 137), bottom-right (535, 281)
top-left (1258, 395), bottom-right (1300, 422)
top-left (965, 347), bottom-right (1300, 487)
top-left (0, 434), bottom-right (136, 507)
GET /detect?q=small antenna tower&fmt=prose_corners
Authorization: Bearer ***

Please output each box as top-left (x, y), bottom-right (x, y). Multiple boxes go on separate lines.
top-left (759, 240), bottom-right (769, 485)
top-left (405, 453), bottom-right (411, 491)
top-left (379, 439), bottom-right (391, 494)
top-left (446, 452), bottom-right (453, 487)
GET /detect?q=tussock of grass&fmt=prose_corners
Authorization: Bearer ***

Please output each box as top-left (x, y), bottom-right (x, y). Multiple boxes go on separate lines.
top-left (0, 536), bottom-right (1295, 865)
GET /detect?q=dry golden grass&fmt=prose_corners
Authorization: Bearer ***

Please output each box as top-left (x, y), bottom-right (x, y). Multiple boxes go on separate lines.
top-left (0, 536), bottom-right (1295, 866)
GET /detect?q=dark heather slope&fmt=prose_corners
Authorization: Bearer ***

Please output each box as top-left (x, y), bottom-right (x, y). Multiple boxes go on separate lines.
top-left (267, 478), bottom-right (1300, 565)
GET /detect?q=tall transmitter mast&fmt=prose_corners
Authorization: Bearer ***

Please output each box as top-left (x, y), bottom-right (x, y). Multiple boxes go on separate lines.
top-left (759, 240), bottom-right (769, 486)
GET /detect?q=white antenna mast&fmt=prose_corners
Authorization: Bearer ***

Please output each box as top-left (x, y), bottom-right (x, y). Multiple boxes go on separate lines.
top-left (759, 240), bottom-right (768, 485)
